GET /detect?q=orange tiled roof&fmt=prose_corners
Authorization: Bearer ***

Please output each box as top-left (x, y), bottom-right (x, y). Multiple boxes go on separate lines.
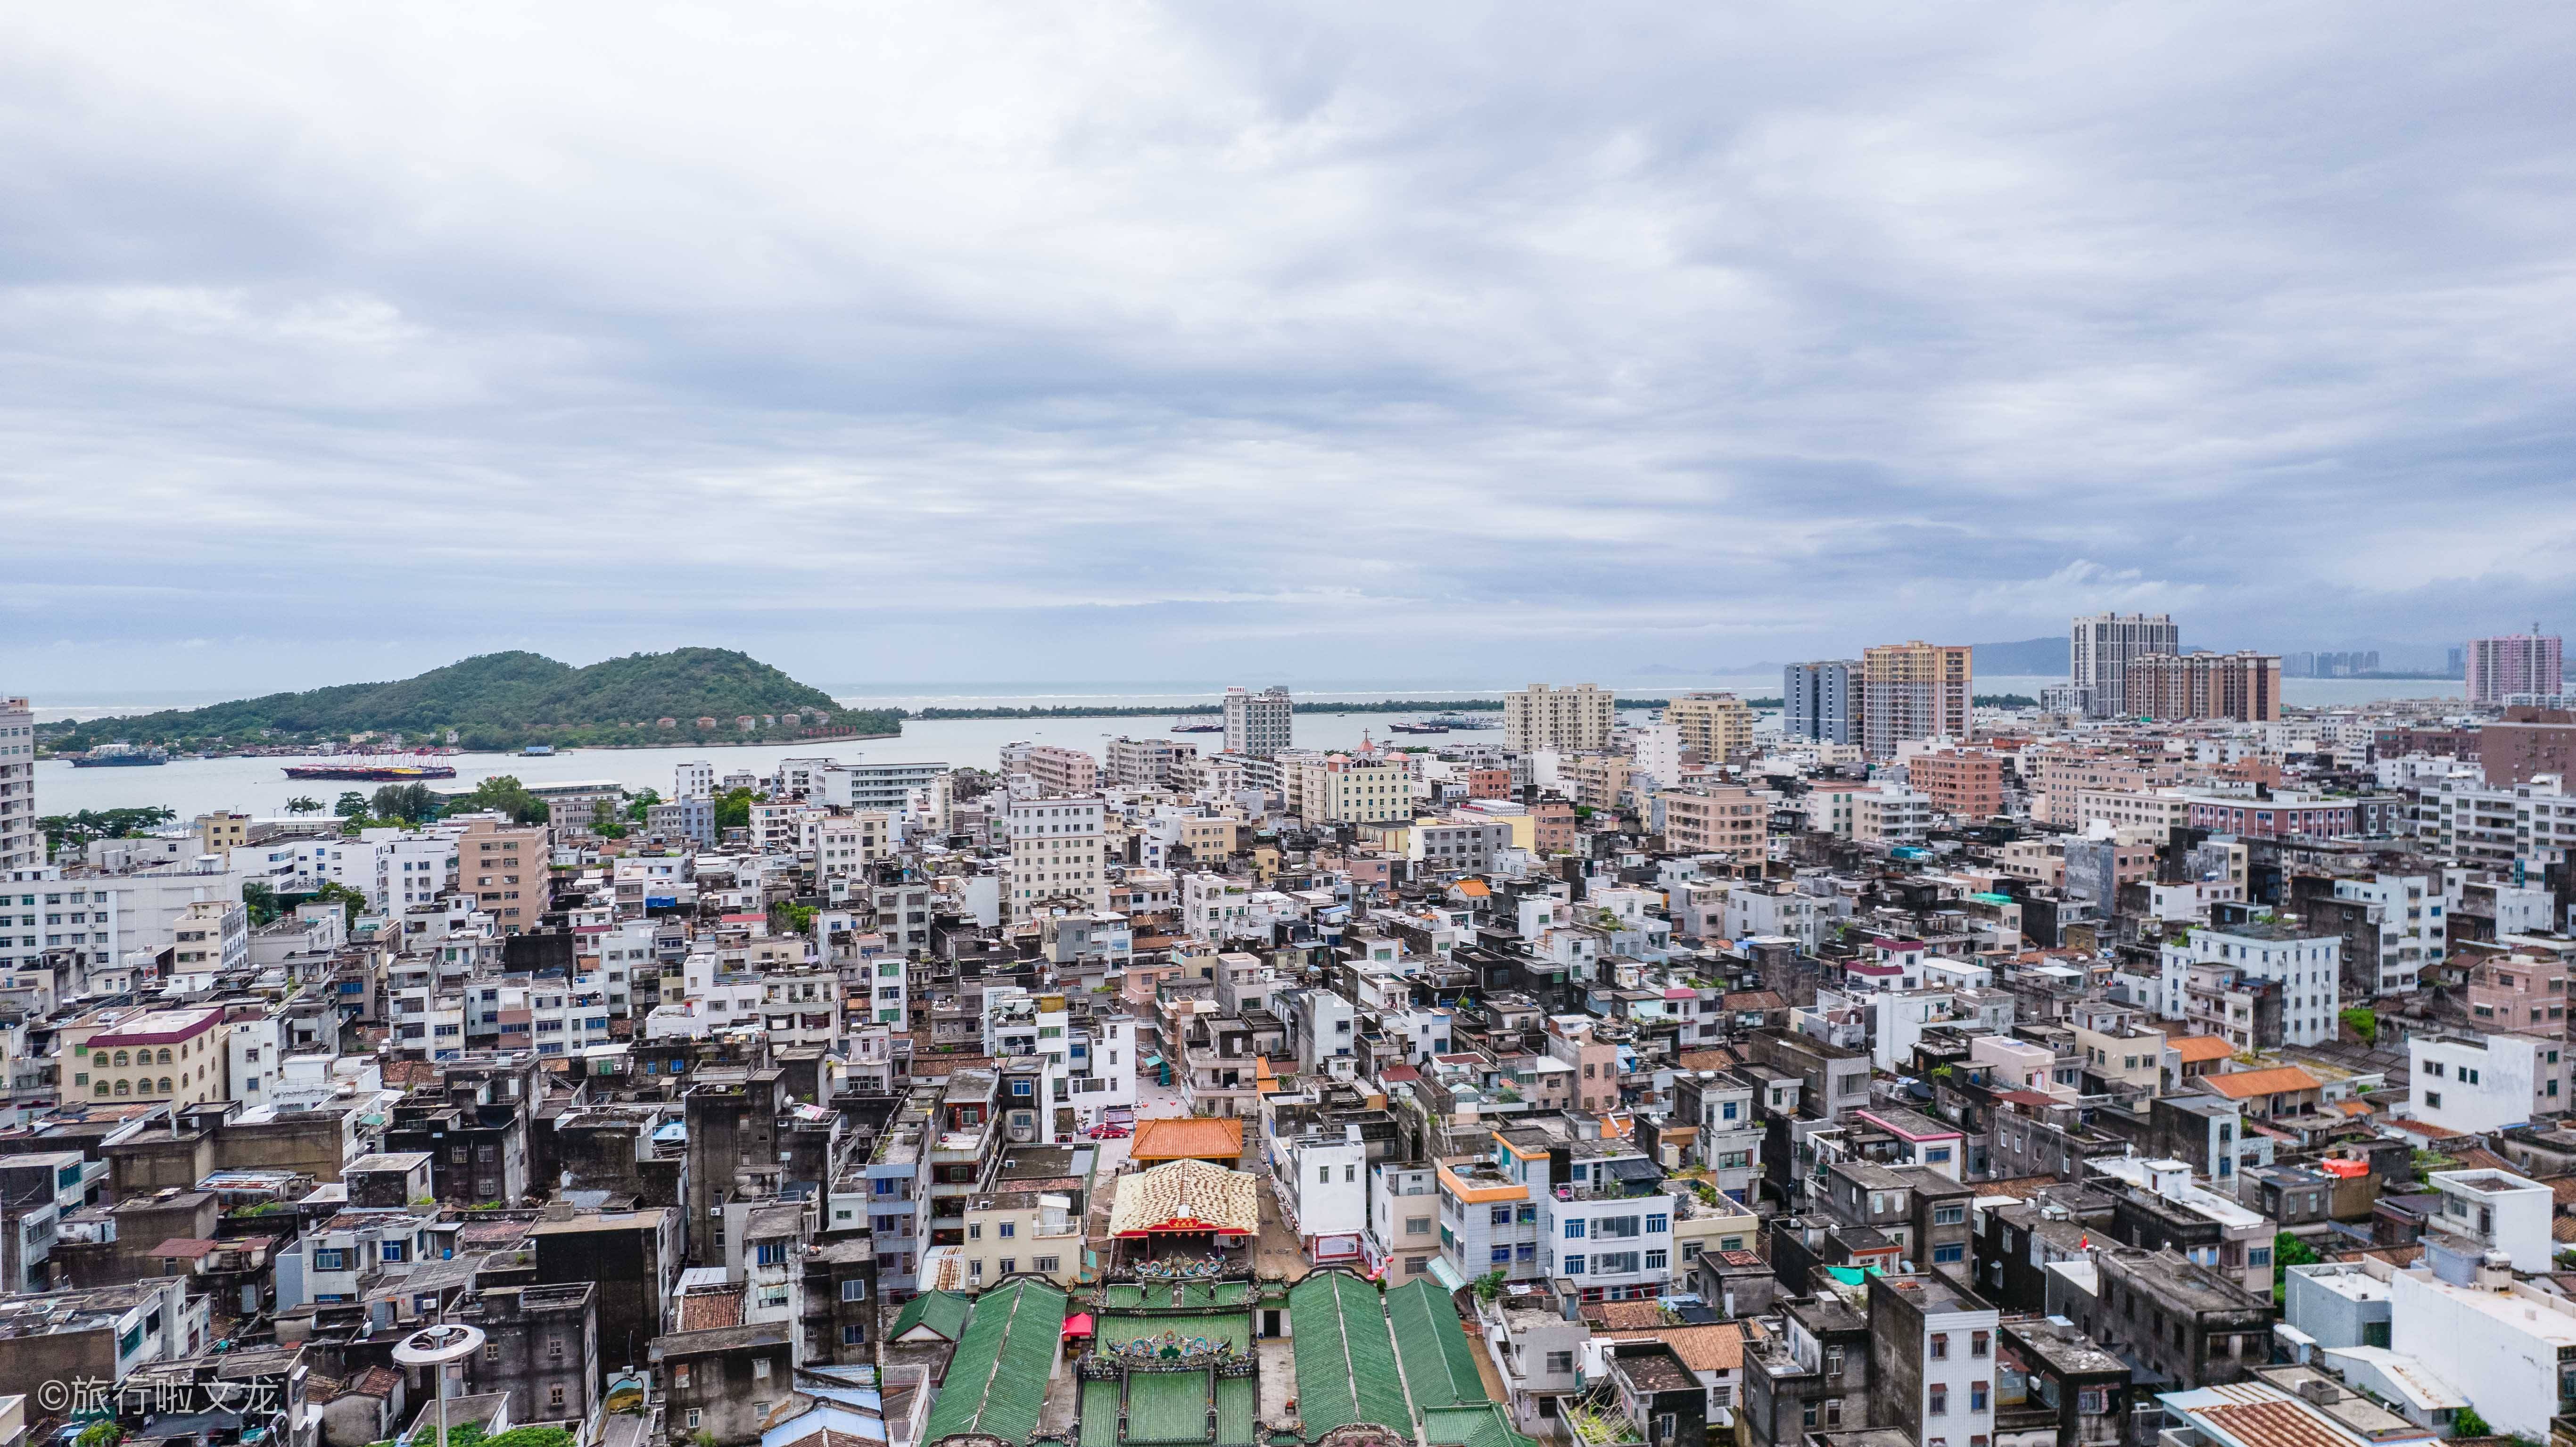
top-left (2169, 1036), bottom-right (2236, 1064)
top-left (1596, 1324), bottom-right (1746, 1374)
top-left (1453, 880), bottom-right (1492, 898)
top-left (2200, 1066), bottom-right (2323, 1099)
top-left (1130, 1116), bottom-right (1245, 1162)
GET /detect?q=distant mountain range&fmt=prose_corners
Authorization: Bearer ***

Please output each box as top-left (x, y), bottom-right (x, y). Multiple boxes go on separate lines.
top-left (1649, 637), bottom-right (2079, 679)
top-left (41, 648), bottom-right (900, 753)
top-left (1970, 636), bottom-right (2072, 675)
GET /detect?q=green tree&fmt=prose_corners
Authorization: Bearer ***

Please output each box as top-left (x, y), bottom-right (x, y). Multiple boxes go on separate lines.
top-left (310, 880), bottom-right (371, 927)
top-left (37, 806), bottom-right (177, 857)
top-left (451, 774), bottom-right (549, 825)
top-left (285, 795), bottom-right (324, 815)
top-left (76, 1422), bottom-right (124, 1447)
top-left (589, 798), bottom-right (629, 839)
top-left (714, 786), bottom-right (760, 833)
top-left (625, 788), bottom-right (661, 823)
top-left (372, 782), bottom-right (440, 824)
top-left (242, 881), bottom-right (282, 927)
top-left (2339, 1005), bottom-right (2378, 1044)
top-left (334, 791), bottom-right (368, 818)
top-left (2452, 1406), bottom-right (2490, 1438)
top-left (2272, 1231), bottom-right (2321, 1303)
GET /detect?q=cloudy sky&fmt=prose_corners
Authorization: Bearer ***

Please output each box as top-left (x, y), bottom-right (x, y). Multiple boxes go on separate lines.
top-left (5, 4), bottom-right (2575, 699)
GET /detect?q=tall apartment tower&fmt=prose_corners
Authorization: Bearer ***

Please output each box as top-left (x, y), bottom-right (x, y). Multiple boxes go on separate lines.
top-left (1222, 685), bottom-right (1294, 759)
top-left (674, 759), bottom-right (715, 801)
top-left (1859, 642), bottom-right (1973, 759)
top-left (1502, 683), bottom-right (1616, 754)
top-left (1781, 661), bottom-right (1860, 746)
top-left (0, 697), bottom-right (30, 854)
top-left (2466, 628), bottom-right (2564, 706)
top-left (1665, 692), bottom-right (1754, 763)
top-left (2070, 612), bottom-right (2179, 718)
top-left (2126, 650), bottom-right (2282, 722)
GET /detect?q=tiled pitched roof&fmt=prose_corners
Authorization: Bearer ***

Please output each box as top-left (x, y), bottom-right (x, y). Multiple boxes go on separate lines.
top-left (2200, 1066), bottom-right (2323, 1098)
top-left (921, 1278), bottom-right (1068, 1445)
top-left (1387, 1278), bottom-right (1488, 1414)
top-left (1596, 1324), bottom-right (1747, 1374)
top-left (1107, 1158), bottom-right (1260, 1236)
top-left (2169, 1036), bottom-right (2237, 1063)
top-left (1130, 1116), bottom-right (1246, 1163)
top-left (1288, 1271), bottom-right (1412, 1435)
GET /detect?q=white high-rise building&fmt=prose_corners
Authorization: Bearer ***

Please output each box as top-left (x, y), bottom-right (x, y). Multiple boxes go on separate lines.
top-left (0, 697), bottom-right (34, 873)
top-left (2071, 612), bottom-right (2180, 718)
top-left (674, 760), bottom-right (715, 801)
top-left (1222, 686), bottom-right (1293, 759)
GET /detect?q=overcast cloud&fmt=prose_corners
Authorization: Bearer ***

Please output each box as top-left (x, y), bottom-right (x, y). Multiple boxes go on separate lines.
top-left (5, 3), bottom-right (2576, 696)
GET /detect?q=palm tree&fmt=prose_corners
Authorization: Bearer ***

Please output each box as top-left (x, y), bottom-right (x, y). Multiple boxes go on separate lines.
top-left (286, 796), bottom-right (323, 816)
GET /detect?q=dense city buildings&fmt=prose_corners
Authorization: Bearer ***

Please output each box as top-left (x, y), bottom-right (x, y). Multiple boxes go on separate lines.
top-left (6, 612), bottom-right (2576, 1447)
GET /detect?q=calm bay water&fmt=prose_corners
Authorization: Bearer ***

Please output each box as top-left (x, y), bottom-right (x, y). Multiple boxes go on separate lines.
top-left (31, 673), bottom-right (2468, 818)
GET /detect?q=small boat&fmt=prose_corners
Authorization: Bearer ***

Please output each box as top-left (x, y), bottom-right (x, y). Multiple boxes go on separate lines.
top-left (521, 744), bottom-right (556, 756)
top-left (1169, 716), bottom-right (1223, 733)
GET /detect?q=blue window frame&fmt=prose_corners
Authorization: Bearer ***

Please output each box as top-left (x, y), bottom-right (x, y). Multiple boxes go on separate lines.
top-left (1563, 1254), bottom-right (1586, 1275)
top-left (1564, 1219), bottom-right (1586, 1239)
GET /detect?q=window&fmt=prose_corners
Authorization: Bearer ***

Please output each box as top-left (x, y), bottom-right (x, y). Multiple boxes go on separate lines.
top-left (1492, 1246), bottom-right (1512, 1265)
top-left (999, 1222), bottom-right (1016, 1239)
top-left (1645, 1213), bottom-right (1669, 1233)
top-left (841, 1279), bottom-right (868, 1301)
top-left (1563, 1254), bottom-right (1586, 1275)
top-left (1593, 1251), bottom-right (1640, 1274)
top-left (755, 1242), bottom-right (785, 1266)
top-left (315, 1250), bottom-right (346, 1271)
top-left (381, 1241), bottom-right (406, 1263)
top-left (1492, 1206), bottom-right (1513, 1226)
top-left (1408, 1217), bottom-right (1432, 1236)
top-left (999, 1258), bottom-right (1016, 1274)
top-left (843, 1324), bottom-right (867, 1345)
top-left (1546, 1350), bottom-right (1575, 1374)
top-left (685, 1413), bottom-right (702, 1431)
top-left (2425, 1091), bottom-right (2442, 1109)
top-left (1932, 1243), bottom-right (1964, 1263)
top-left (1970, 1381), bottom-right (1989, 1412)
top-left (1644, 1249), bottom-right (1667, 1270)
top-left (1933, 1203), bottom-right (1967, 1225)
top-left (753, 1357), bottom-right (773, 1379)
top-left (1971, 1331), bottom-right (1990, 1358)
top-left (1930, 1332), bottom-right (1949, 1359)
top-left (1929, 1385), bottom-right (1948, 1415)
top-left (1034, 1256), bottom-right (1061, 1274)
top-left (1596, 1215), bottom-right (1641, 1239)
top-left (1564, 1219), bottom-right (1587, 1239)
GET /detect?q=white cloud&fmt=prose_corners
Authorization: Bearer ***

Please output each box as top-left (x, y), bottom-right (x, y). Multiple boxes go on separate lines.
top-left (2, 2), bottom-right (2574, 690)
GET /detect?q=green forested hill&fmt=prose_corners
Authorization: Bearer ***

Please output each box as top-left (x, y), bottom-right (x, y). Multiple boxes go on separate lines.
top-left (42, 648), bottom-right (898, 752)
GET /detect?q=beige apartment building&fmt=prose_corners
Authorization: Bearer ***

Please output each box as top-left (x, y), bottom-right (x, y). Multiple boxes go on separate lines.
top-left (67, 1005), bottom-right (230, 1106)
top-left (1659, 787), bottom-right (1768, 857)
top-left (454, 819), bottom-right (548, 933)
top-left (1298, 755), bottom-right (1415, 824)
top-left (1503, 683), bottom-right (1616, 754)
top-left (1665, 692), bottom-right (1754, 764)
top-left (1859, 642), bottom-right (1972, 758)
top-left (2127, 651), bottom-right (2284, 723)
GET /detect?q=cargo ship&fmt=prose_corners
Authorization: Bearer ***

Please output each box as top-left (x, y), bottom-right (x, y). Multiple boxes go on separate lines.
top-left (282, 755), bottom-right (459, 781)
top-left (71, 743), bottom-right (169, 767)
top-left (1387, 720), bottom-right (1450, 735)
top-left (1168, 716), bottom-right (1224, 733)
